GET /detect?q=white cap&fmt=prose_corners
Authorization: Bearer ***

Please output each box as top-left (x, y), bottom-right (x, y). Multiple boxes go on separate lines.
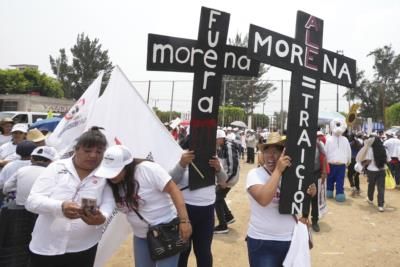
top-left (31, 146), bottom-right (58, 161)
top-left (95, 145), bottom-right (134, 178)
top-left (11, 123), bottom-right (28, 133)
top-left (216, 129), bottom-right (226, 139)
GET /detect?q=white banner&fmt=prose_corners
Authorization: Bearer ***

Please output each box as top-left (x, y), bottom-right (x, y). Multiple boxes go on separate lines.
top-left (46, 71), bottom-right (104, 155)
top-left (318, 179), bottom-right (328, 218)
top-left (91, 66), bottom-right (183, 267)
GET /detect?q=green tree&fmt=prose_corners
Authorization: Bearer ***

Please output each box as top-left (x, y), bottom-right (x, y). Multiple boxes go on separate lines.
top-left (50, 33), bottom-right (113, 99)
top-left (0, 68), bottom-right (63, 97)
top-left (386, 102), bottom-right (400, 126)
top-left (346, 45), bottom-right (400, 123)
top-left (221, 33), bottom-right (276, 114)
top-left (50, 48), bottom-right (74, 98)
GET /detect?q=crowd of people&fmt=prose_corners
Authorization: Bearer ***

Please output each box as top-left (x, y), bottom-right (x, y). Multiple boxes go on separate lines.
top-left (0, 115), bottom-right (399, 267)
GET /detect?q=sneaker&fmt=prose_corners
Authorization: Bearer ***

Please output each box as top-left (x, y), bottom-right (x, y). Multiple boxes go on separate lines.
top-left (214, 225), bottom-right (229, 234)
top-left (356, 189), bottom-right (361, 196)
top-left (311, 222), bottom-right (320, 232)
top-left (365, 197), bottom-right (373, 205)
top-left (225, 214), bottom-right (236, 224)
top-left (351, 187), bottom-right (357, 197)
top-left (226, 217), bottom-right (236, 224)
top-left (378, 206), bottom-right (385, 212)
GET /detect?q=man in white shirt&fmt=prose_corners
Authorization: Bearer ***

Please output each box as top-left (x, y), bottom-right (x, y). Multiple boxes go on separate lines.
top-left (25, 127), bottom-right (115, 267)
top-left (0, 123), bottom-right (28, 168)
top-left (383, 132), bottom-right (400, 189)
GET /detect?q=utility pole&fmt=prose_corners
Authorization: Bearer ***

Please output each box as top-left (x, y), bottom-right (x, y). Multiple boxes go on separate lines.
top-left (169, 81), bottom-right (175, 122)
top-left (336, 50), bottom-right (343, 112)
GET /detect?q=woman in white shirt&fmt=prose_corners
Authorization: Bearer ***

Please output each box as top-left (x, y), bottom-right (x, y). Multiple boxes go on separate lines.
top-left (26, 127), bottom-right (115, 267)
top-left (246, 132), bottom-right (315, 267)
top-left (169, 133), bottom-right (227, 267)
top-left (0, 117), bottom-right (14, 146)
top-left (95, 145), bottom-right (192, 267)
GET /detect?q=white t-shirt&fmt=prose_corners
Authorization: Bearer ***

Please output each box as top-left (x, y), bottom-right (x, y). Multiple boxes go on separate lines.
top-left (124, 161), bottom-right (177, 238)
top-left (0, 141), bottom-right (16, 160)
top-left (179, 168), bottom-right (215, 206)
top-left (246, 167), bottom-right (295, 241)
top-left (365, 148), bottom-right (387, 171)
top-left (0, 135), bottom-right (12, 146)
top-left (383, 138), bottom-right (400, 158)
top-left (3, 165), bottom-right (46, 205)
top-left (0, 159), bottom-right (31, 189)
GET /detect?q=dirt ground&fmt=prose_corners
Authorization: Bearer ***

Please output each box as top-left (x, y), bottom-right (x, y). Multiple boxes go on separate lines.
top-left (106, 157), bottom-right (400, 267)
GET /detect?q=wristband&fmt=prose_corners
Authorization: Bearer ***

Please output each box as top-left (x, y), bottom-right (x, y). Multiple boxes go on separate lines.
top-left (179, 219), bottom-right (191, 224)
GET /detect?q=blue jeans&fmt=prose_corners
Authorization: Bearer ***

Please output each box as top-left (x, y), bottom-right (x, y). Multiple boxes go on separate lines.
top-left (246, 236), bottom-right (291, 267)
top-left (133, 236), bottom-right (179, 267)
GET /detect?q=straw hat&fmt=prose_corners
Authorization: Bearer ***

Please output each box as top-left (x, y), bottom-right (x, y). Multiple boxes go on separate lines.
top-left (0, 117), bottom-right (14, 126)
top-left (27, 128), bottom-right (46, 143)
top-left (258, 132), bottom-right (286, 151)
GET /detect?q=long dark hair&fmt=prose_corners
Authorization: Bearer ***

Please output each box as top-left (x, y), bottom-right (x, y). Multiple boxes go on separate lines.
top-left (371, 137), bottom-right (387, 169)
top-left (107, 158), bottom-right (149, 210)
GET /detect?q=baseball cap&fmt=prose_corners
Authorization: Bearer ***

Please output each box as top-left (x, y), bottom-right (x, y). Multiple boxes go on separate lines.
top-left (95, 145), bottom-right (134, 178)
top-left (16, 140), bottom-right (36, 157)
top-left (31, 146), bottom-right (58, 161)
top-left (216, 129), bottom-right (226, 139)
top-left (11, 123), bottom-right (28, 133)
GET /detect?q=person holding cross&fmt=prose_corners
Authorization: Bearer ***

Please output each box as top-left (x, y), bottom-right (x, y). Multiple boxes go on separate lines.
top-left (169, 135), bottom-right (228, 267)
top-left (246, 132), bottom-right (315, 267)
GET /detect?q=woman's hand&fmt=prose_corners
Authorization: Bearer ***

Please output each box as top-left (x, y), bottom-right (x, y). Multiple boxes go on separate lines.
top-left (275, 148), bottom-right (292, 174)
top-left (179, 221), bottom-right (192, 242)
top-left (179, 150), bottom-right (195, 168)
top-left (208, 156), bottom-right (222, 172)
top-left (62, 201), bottom-right (82, 219)
top-left (299, 216), bottom-right (310, 225)
top-left (80, 208), bottom-right (106, 225)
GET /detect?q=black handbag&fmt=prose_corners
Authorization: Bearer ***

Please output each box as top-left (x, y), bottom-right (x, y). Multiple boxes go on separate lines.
top-left (133, 210), bottom-right (189, 261)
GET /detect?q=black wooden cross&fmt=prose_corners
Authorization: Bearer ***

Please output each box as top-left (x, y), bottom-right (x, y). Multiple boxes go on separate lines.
top-left (247, 11), bottom-right (356, 214)
top-left (147, 7), bottom-right (259, 190)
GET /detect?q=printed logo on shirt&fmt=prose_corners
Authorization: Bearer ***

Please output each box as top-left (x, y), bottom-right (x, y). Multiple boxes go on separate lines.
top-left (272, 190), bottom-right (280, 204)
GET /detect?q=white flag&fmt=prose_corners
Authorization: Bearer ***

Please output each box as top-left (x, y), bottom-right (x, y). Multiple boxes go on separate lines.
top-left (46, 72), bottom-right (104, 154)
top-left (91, 66), bottom-right (182, 267)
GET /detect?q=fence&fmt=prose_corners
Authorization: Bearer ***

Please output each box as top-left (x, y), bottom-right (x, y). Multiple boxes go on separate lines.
top-left (131, 79), bottom-right (352, 129)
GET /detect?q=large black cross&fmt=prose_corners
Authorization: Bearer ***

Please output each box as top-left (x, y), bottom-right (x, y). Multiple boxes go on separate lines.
top-left (147, 7), bottom-right (259, 190)
top-left (247, 11), bottom-right (356, 214)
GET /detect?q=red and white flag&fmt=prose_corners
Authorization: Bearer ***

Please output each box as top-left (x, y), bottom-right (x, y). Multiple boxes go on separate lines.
top-left (46, 72), bottom-right (104, 155)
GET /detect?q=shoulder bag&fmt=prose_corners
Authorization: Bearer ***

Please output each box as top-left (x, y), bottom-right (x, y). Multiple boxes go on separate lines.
top-left (132, 209), bottom-right (189, 261)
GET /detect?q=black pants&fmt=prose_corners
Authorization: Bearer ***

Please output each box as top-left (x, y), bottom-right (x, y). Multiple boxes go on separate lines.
top-left (367, 170), bottom-right (385, 207)
top-left (178, 204), bottom-right (214, 267)
top-left (247, 147), bottom-right (255, 163)
top-left (303, 171), bottom-right (319, 223)
top-left (348, 158), bottom-right (360, 190)
top-left (29, 244), bottom-right (98, 267)
top-left (215, 186), bottom-right (233, 227)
